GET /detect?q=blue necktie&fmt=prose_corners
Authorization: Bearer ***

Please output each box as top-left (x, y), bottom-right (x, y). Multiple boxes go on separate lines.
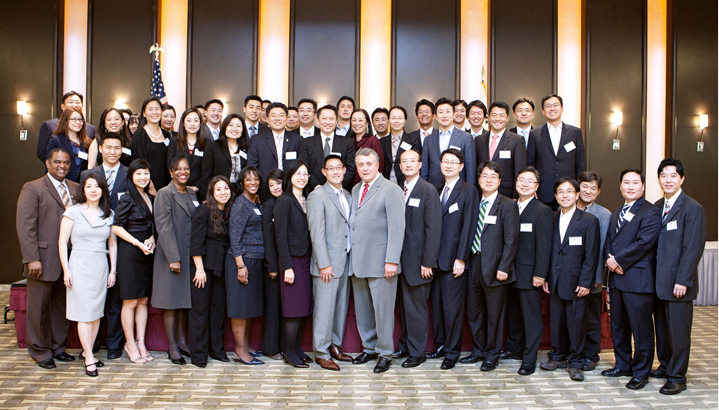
top-left (616, 204), bottom-right (631, 233)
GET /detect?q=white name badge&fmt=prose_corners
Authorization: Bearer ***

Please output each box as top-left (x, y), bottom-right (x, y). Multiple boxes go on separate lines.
top-left (164, 139), bottom-right (170, 146)
top-left (624, 211), bottom-right (635, 222)
top-left (400, 141), bottom-right (412, 151)
top-left (77, 151), bottom-right (89, 160)
top-left (448, 203), bottom-right (459, 214)
top-left (117, 192), bottom-right (125, 200)
top-left (192, 200), bottom-right (200, 207)
top-left (449, 145), bottom-right (461, 150)
top-left (564, 141), bottom-right (576, 152)
top-left (408, 198), bottom-right (420, 207)
top-left (285, 151), bottom-right (297, 160)
top-left (331, 152), bottom-right (342, 157)
top-left (499, 150), bottom-right (511, 159)
top-left (520, 223), bottom-right (533, 232)
top-left (484, 215), bottom-right (497, 225)
top-left (253, 208), bottom-right (262, 216)
top-left (239, 150), bottom-right (247, 159)
top-left (667, 220), bottom-right (678, 231)
top-left (194, 149), bottom-right (204, 157)
top-left (569, 236), bottom-right (582, 246)
top-left (122, 147), bottom-right (132, 156)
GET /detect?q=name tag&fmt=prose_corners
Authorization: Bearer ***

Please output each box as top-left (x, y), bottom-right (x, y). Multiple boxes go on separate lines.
top-left (77, 151), bottom-right (89, 160)
top-left (667, 220), bottom-right (678, 231)
top-left (164, 139), bottom-right (170, 146)
top-left (520, 223), bottom-right (532, 232)
top-left (569, 236), bottom-right (582, 246)
top-left (122, 147), bottom-right (132, 156)
top-left (624, 211), bottom-right (635, 222)
top-left (485, 215), bottom-right (497, 225)
top-left (239, 150), bottom-right (247, 160)
top-left (117, 192), bottom-right (125, 200)
top-left (285, 151), bottom-right (297, 160)
top-left (408, 198), bottom-right (420, 207)
top-left (331, 152), bottom-right (342, 157)
top-left (564, 141), bottom-right (576, 152)
top-left (449, 145), bottom-right (461, 150)
top-left (253, 208), bottom-right (262, 216)
top-left (499, 150), bottom-right (511, 159)
top-left (400, 141), bottom-right (412, 151)
top-left (448, 203), bottom-right (459, 214)
top-left (194, 149), bottom-right (204, 157)
top-left (192, 200), bottom-right (199, 207)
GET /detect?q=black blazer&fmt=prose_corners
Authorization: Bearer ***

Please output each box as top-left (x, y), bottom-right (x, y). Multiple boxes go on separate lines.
top-left (262, 197), bottom-right (280, 274)
top-left (474, 194), bottom-right (520, 287)
top-left (167, 135), bottom-right (212, 194)
top-left (474, 130), bottom-right (527, 198)
top-left (527, 123), bottom-right (585, 204)
top-left (421, 127), bottom-right (476, 189)
top-left (512, 198), bottom-right (553, 289)
top-left (548, 208), bottom-right (600, 300)
top-left (299, 131), bottom-right (356, 191)
top-left (380, 132), bottom-right (421, 186)
top-left (130, 127), bottom-right (172, 190)
top-left (46, 134), bottom-right (88, 183)
top-left (654, 193), bottom-right (706, 302)
top-left (400, 177), bottom-right (442, 286)
top-left (199, 137), bottom-right (248, 199)
top-left (509, 125), bottom-right (533, 147)
top-left (37, 118), bottom-right (95, 163)
top-left (437, 181), bottom-right (479, 272)
top-left (274, 192), bottom-right (310, 271)
top-left (248, 129), bottom-right (302, 198)
top-left (80, 164), bottom-right (128, 210)
top-left (190, 203), bottom-right (229, 276)
top-left (604, 197), bottom-right (662, 294)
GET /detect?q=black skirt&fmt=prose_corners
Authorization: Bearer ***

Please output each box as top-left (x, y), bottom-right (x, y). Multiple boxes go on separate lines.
top-left (225, 254), bottom-right (264, 319)
top-left (117, 236), bottom-right (154, 300)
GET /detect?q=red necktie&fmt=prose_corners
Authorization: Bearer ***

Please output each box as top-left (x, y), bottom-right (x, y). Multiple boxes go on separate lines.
top-left (359, 183), bottom-right (369, 206)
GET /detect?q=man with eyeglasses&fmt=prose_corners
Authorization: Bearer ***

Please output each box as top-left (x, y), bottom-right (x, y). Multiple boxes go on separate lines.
top-left (297, 99), bottom-right (318, 138)
top-left (540, 177), bottom-right (599, 382)
top-left (37, 91), bottom-right (96, 164)
top-left (381, 106), bottom-right (421, 186)
top-left (509, 98), bottom-right (535, 148)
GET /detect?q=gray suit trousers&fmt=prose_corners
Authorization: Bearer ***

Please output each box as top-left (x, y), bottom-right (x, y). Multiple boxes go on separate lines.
top-left (351, 275), bottom-right (398, 358)
top-left (312, 258), bottom-right (350, 359)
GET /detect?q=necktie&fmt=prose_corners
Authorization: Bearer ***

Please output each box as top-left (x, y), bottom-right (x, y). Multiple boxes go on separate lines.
top-left (59, 183), bottom-right (72, 208)
top-left (324, 137), bottom-right (331, 157)
top-left (249, 125), bottom-right (257, 139)
top-left (403, 185), bottom-right (408, 199)
top-left (663, 201), bottom-right (671, 221)
top-left (213, 128), bottom-right (219, 140)
top-left (471, 200), bottom-right (489, 254)
top-left (521, 129), bottom-right (529, 147)
top-left (275, 135), bottom-right (283, 169)
top-left (359, 183), bottom-right (369, 206)
top-left (106, 169), bottom-right (115, 194)
top-left (338, 191), bottom-right (351, 252)
top-left (616, 203), bottom-right (631, 233)
top-left (441, 186), bottom-right (450, 207)
top-left (489, 135), bottom-right (499, 159)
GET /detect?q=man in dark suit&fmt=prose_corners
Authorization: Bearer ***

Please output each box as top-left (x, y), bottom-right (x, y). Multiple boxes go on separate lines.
top-left (371, 107), bottom-right (390, 139)
top-left (248, 102), bottom-right (302, 200)
top-left (336, 96), bottom-right (354, 136)
top-left (408, 99), bottom-right (435, 147)
top-left (242, 95), bottom-right (268, 141)
top-left (474, 101), bottom-right (527, 199)
top-left (527, 94), bottom-right (585, 209)
top-left (540, 177), bottom-right (600, 382)
top-left (509, 98), bottom-right (535, 148)
top-left (462, 161), bottom-right (519, 371)
top-left (421, 98), bottom-right (476, 189)
top-left (299, 105), bottom-right (356, 191)
top-left (297, 98), bottom-right (318, 138)
top-left (601, 168), bottom-right (661, 390)
top-left (501, 167), bottom-right (553, 375)
top-left (17, 148), bottom-right (80, 368)
top-left (467, 100), bottom-right (487, 138)
top-left (428, 149), bottom-right (479, 369)
top-left (381, 106), bottom-right (421, 186)
top-left (37, 91), bottom-right (96, 164)
top-left (204, 99), bottom-right (224, 141)
top-left (392, 149), bottom-right (442, 368)
top-left (79, 133), bottom-right (128, 359)
top-left (651, 158), bottom-right (706, 395)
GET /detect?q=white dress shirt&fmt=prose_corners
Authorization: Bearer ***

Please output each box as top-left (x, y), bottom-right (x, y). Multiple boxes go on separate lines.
top-left (559, 205), bottom-right (576, 243)
top-left (403, 176), bottom-right (420, 204)
top-left (477, 190), bottom-right (498, 253)
top-left (272, 130), bottom-right (285, 169)
top-left (48, 174), bottom-right (72, 203)
top-left (245, 120), bottom-right (260, 139)
top-left (207, 124), bottom-right (220, 140)
top-left (663, 188), bottom-right (683, 215)
top-left (441, 176), bottom-right (461, 205)
top-left (517, 196), bottom-right (533, 215)
top-left (548, 122), bottom-right (563, 155)
top-left (299, 126), bottom-right (315, 138)
top-left (420, 127), bottom-right (433, 146)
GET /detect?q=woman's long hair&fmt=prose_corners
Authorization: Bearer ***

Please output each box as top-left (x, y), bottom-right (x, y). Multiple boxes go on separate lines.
top-left (218, 113), bottom-right (249, 154)
top-left (125, 159), bottom-right (153, 218)
top-left (53, 107), bottom-right (91, 149)
top-left (177, 108), bottom-right (207, 152)
top-left (96, 107), bottom-right (132, 147)
top-left (77, 173), bottom-right (111, 218)
top-left (281, 159), bottom-right (309, 196)
top-left (347, 108), bottom-right (374, 139)
top-left (206, 175), bottom-right (235, 234)
top-left (137, 97), bottom-right (164, 129)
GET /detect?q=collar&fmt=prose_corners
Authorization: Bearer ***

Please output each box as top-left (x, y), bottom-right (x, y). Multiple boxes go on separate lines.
top-left (439, 126), bottom-right (455, 136)
top-left (272, 130), bottom-right (285, 139)
top-left (482, 190), bottom-right (498, 205)
top-left (404, 175), bottom-right (420, 195)
top-left (320, 131), bottom-right (335, 140)
top-left (470, 128), bottom-right (484, 137)
top-left (623, 200), bottom-right (637, 208)
top-left (664, 189), bottom-right (683, 208)
top-left (102, 163), bottom-right (121, 174)
top-left (420, 127), bottom-right (433, 135)
top-left (361, 173), bottom-right (381, 189)
top-left (560, 205), bottom-right (577, 219)
top-left (444, 176), bottom-right (460, 191)
top-left (329, 183), bottom-right (344, 196)
top-left (47, 173), bottom-right (66, 189)
top-left (516, 125), bottom-right (531, 133)
top-left (299, 125), bottom-right (314, 135)
top-left (518, 196), bottom-right (533, 208)
top-left (547, 122), bottom-right (563, 133)
top-left (489, 129), bottom-right (506, 138)
top-left (245, 120), bottom-right (259, 130)
top-left (207, 124), bottom-right (220, 132)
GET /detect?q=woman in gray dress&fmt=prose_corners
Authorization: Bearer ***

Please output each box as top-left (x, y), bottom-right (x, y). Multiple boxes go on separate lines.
top-left (59, 174), bottom-right (118, 377)
top-left (152, 154), bottom-right (197, 365)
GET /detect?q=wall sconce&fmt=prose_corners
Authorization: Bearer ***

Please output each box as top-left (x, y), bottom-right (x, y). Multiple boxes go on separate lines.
top-left (698, 114), bottom-right (708, 152)
top-left (114, 100), bottom-right (126, 109)
top-left (17, 101), bottom-right (28, 141)
top-left (611, 110), bottom-right (622, 150)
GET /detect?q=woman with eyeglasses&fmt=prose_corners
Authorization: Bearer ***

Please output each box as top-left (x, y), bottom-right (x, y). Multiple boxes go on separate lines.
top-left (88, 107), bottom-right (133, 169)
top-left (46, 107), bottom-right (92, 183)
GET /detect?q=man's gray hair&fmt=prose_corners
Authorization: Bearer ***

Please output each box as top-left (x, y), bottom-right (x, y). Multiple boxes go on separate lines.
top-left (356, 147), bottom-right (380, 164)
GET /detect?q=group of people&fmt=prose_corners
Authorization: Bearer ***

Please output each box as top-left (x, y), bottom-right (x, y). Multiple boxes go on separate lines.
top-left (16, 91), bottom-right (705, 396)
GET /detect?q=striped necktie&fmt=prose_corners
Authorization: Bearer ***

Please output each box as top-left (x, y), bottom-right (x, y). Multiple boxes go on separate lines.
top-left (59, 183), bottom-right (72, 208)
top-left (106, 169), bottom-right (116, 194)
top-left (662, 200), bottom-right (671, 221)
top-left (616, 203), bottom-right (631, 233)
top-left (471, 200), bottom-right (489, 254)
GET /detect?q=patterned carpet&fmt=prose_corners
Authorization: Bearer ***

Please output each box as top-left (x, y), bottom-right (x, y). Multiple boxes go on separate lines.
top-left (0, 291), bottom-right (716, 409)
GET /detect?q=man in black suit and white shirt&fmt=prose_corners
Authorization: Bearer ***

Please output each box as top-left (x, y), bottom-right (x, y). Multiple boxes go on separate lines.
top-left (297, 98), bottom-right (318, 138)
top-left (381, 106), bottom-right (421, 186)
top-left (408, 99), bottom-right (435, 147)
top-left (509, 98), bottom-right (535, 148)
top-left (243, 95), bottom-right (268, 141)
top-left (37, 91), bottom-right (96, 164)
top-left (204, 99), bottom-right (224, 141)
top-left (467, 100), bottom-right (487, 138)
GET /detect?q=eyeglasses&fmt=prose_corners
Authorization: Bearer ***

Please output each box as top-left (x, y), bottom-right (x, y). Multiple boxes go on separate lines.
top-left (556, 190), bottom-right (576, 195)
top-left (400, 159), bottom-right (419, 165)
top-left (544, 103), bottom-right (561, 109)
top-left (440, 160), bottom-right (461, 166)
top-left (68, 117), bottom-right (84, 122)
top-left (295, 172), bottom-right (309, 178)
top-left (516, 178), bottom-right (537, 185)
top-left (479, 174), bottom-right (499, 181)
top-left (324, 166), bottom-right (343, 172)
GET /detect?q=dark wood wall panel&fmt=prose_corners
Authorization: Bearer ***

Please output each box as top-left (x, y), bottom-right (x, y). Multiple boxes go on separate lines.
top-left (189, 0), bottom-right (256, 111)
top-left (585, 0), bottom-right (645, 209)
top-left (672, 0), bottom-right (718, 240)
top-left (491, 0), bottom-right (555, 125)
top-left (290, 0), bottom-right (357, 107)
top-left (393, 0), bottom-right (458, 131)
top-left (0, 0), bottom-right (57, 284)
top-left (89, 0), bottom-right (155, 125)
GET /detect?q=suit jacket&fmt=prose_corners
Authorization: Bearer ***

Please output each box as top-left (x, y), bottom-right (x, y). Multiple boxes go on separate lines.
top-left (654, 193), bottom-right (706, 302)
top-left (527, 123), bottom-right (585, 204)
top-left (380, 132), bottom-right (421, 186)
top-left (409, 128), bottom-right (433, 148)
top-left (261, 197), bottom-right (280, 274)
top-left (37, 118), bottom-right (95, 163)
top-left (189, 203), bottom-right (229, 276)
top-left (437, 181), bottom-right (479, 272)
top-left (548, 208), bottom-right (600, 300)
top-left (274, 192), bottom-right (310, 271)
top-left (16, 175), bottom-right (81, 282)
top-left (474, 194), bottom-right (520, 286)
top-left (512, 198), bottom-right (553, 289)
top-left (474, 130), bottom-right (527, 198)
top-left (205, 124), bottom-right (220, 141)
top-left (509, 125), bottom-right (533, 147)
top-left (80, 164), bottom-right (128, 210)
top-left (167, 135), bottom-right (212, 192)
top-left (584, 202), bottom-right (612, 289)
top-left (199, 137), bottom-right (248, 199)
top-left (349, 175), bottom-right (405, 278)
top-left (421, 127), bottom-right (476, 189)
top-left (604, 197), bottom-right (662, 293)
top-left (248, 129), bottom-right (302, 200)
top-left (401, 177), bottom-right (442, 286)
top-left (46, 134), bottom-right (88, 183)
top-left (307, 183), bottom-right (352, 278)
top-left (299, 130), bottom-right (356, 191)
top-left (246, 122), bottom-right (269, 142)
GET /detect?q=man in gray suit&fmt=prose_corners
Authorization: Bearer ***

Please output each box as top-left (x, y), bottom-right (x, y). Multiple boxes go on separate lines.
top-left (307, 155), bottom-right (354, 371)
top-left (349, 147), bottom-right (406, 373)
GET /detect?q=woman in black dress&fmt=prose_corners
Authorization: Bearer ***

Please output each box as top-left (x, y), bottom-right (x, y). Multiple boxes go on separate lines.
top-left (199, 114), bottom-right (249, 199)
top-left (260, 169), bottom-right (285, 360)
top-left (88, 107), bottom-right (133, 168)
top-left (274, 160), bottom-right (313, 368)
top-left (226, 167), bottom-right (265, 365)
top-left (131, 97), bottom-right (171, 193)
top-left (111, 159), bottom-right (156, 363)
top-left (168, 108), bottom-right (208, 199)
top-left (188, 175), bottom-right (234, 367)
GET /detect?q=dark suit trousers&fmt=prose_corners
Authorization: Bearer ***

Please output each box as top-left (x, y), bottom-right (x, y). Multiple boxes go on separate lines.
top-left (583, 290), bottom-right (603, 362)
top-left (548, 292), bottom-right (587, 368)
top-left (609, 288), bottom-right (655, 379)
top-left (654, 298), bottom-right (693, 383)
top-left (503, 287), bottom-right (524, 354)
top-left (467, 253), bottom-right (508, 363)
top-left (430, 275), bottom-right (446, 348)
top-left (26, 276), bottom-right (69, 362)
top-left (103, 283), bottom-right (124, 350)
top-left (516, 287), bottom-right (543, 365)
top-left (189, 269), bottom-right (227, 364)
top-left (262, 271), bottom-right (283, 355)
top-left (432, 270), bottom-right (467, 361)
top-left (396, 279), bottom-right (408, 351)
top-left (398, 274), bottom-right (431, 358)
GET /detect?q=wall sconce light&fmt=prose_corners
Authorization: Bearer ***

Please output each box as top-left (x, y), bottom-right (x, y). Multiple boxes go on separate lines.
top-left (697, 114), bottom-right (708, 152)
top-left (611, 110), bottom-right (622, 150)
top-left (114, 100), bottom-right (126, 109)
top-left (17, 101), bottom-right (28, 141)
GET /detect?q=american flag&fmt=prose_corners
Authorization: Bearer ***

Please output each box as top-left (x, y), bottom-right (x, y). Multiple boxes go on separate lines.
top-left (151, 58), bottom-right (167, 104)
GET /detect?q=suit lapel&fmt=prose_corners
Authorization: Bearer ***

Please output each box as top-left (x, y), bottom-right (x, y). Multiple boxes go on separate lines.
top-left (662, 194), bottom-right (684, 227)
top-left (266, 133), bottom-right (278, 161)
top-left (480, 133), bottom-right (490, 160)
top-left (324, 184), bottom-right (346, 219)
top-left (442, 181), bottom-right (462, 214)
top-left (541, 125), bottom-right (555, 158)
top-left (616, 198), bottom-right (643, 236)
top-left (44, 175), bottom-right (67, 208)
top-left (170, 184), bottom-right (192, 217)
top-left (520, 198), bottom-right (537, 222)
top-left (560, 210), bottom-right (582, 250)
top-left (558, 123), bottom-right (570, 154)
top-left (358, 176), bottom-right (382, 209)
top-left (406, 183), bottom-right (422, 216)
top-left (448, 127), bottom-right (461, 150)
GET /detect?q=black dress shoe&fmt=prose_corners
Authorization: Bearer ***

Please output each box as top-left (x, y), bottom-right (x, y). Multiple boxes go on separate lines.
top-left (168, 351), bottom-right (187, 365)
top-left (210, 354), bottom-right (230, 363)
top-left (660, 380), bottom-right (687, 395)
top-left (299, 354), bottom-right (313, 364)
top-left (499, 351), bottom-right (521, 360)
top-left (649, 368), bottom-right (667, 378)
top-left (569, 367), bottom-right (585, 381)
top-left (233, 354), bottom-right (264, 365)
top-left (178, 348), bottom-right (191, 357)
top-left (54, 352), bottom-right (75, 362)
top-left (582, 359), bottom-right (597, 371)
top-left (518, 363), bottom-right (536, 375)
top-left (480, 360), bottom-right (498, 371)
top-left (352, 352), bottom-right (379, 364)
top-left (249, 350), bottom-right (263, 358)
top-left (426, 345), bottom-right (445, 359)
top-left (401, 356), bottom-right (426, 368)
top-left (392, 349), bottom-right (409, 359)
top-left (601, 368), bottom-right (632, 377)
top-left (37, 359), bottom-right (56, 369)
top-left (626, 377), bottom-right (648, 390)
top-left (85, 362), bottom-right (98, 377)
top-left (373, 357), bottom-right (391, 373)
top-left (440, 358), bottom-right (456, 370)
top-left (92, 359), bottom-right (104, 368)
top-left (193, 362), bottom-right (207, 368)
top-left (107, 349), bottom-right (123, 360)
top-left (460, 353), bottom-right (483, 364)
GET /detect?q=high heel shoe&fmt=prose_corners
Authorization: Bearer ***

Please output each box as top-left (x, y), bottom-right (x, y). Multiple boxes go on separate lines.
top-left (232, 353), bottom-right (264, 365)
top-left (283, 354), bottom-right (309, 369)
top-left (167, 350), bottom-right (186, 365)
top-left (137, 340), bottom-right (154, 362)
top-left (85, 362), bottom-right (98, 377)
top-left (178, 347), bottom-right (191, 357)
top-left (82, 351), bottom-right (104, 367)
top-left (124, 341), bottom-right (146, 364)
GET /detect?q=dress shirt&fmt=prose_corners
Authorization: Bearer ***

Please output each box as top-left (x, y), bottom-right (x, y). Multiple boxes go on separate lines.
top-left (477, 190), bottom-right (498, 253)
top-left (548, 122), bottom-right (563, 155)
top-left (438, 126), bottom-right (455, 153)
top-left (517, 196), bottom-right (533, 215)
top-left (321, 132), bottom-right (335, 153)
top-left (470, 129), bottom-right (483, 138)
top-left (362, 172), bottom-right (381, 191)
top-left (559, 205), bottom-right (576, 243)
top-left (516, 126), bottom-right (531, 147)
top-left (245, 120), bottom-right (259, 139)
top-left (330, 183), bottom-right (351, 252)
top-left (208, 125), bottom-right (220, 140)
top-left (272, 130), bottom-right (285, 170)
top-left (336, 124), bottom-right (349, 136)
top-left (389, 132), bottom-right (403, 183)
top-left (48, 174), bottom-right (72, 202)
top-left (403, 176), bottom-right (420, 204)
top-left (102, 162), bottom-right (121, 191)
top-left (487, 128), bottom-right (506, 152)
top-left (663, 188), bottom-right (683, 214)
top-left (420, 127), bottom-right (433, 146)
top-left (441, 176), bottom-right (461, 204)
top-left (299, 126), bottom-right (315, 138)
